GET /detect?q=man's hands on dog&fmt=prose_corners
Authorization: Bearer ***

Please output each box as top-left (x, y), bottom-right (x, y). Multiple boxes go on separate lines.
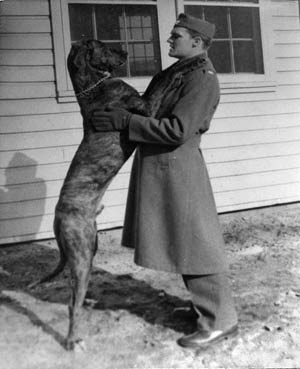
top-left (91, 108), bottom-right (132, 131)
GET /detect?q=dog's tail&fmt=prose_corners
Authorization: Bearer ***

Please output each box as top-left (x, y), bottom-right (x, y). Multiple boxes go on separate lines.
top-left (28, 213), bottom-right (68, 289)
top-left (28, 253), bottom-right (67, 290)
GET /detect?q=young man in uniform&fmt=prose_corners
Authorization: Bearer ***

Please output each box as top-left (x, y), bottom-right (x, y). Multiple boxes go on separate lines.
top-left (91, 13), bottom-right (238, 348)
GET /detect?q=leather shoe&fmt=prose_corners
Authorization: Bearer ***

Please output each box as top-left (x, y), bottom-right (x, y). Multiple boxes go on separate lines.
top-left (177, 324), bottom-right (238, 348)
top-left (172, 306), bottom-right (199, 321)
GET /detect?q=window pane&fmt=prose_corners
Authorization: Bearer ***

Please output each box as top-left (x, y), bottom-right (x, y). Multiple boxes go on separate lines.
top-left (126, 5), bottom-right (154, 41)
top-left (231, 7), bottom-right (256, 38)
top-left (96, 5), bottom-right (123, 40)
top-left (130, 27), bottom-right (143, 40)
top-left (233, 41), bottom-right (255, 72)
top-left (125, 5), bottom-right (161, 76)
top-left (128, 43), bottom-right (157, 76)
top-left (185, 3), bottom-right (264, 74)
top-left (184, 5), bottom-right (204, 21)
top-left (68, 4), bottom-right (161, 77)
top-left (208, 41), bottom-right (231, 73)
top-left (69, 4), bottom-right (93, 42)
top-left (232, 7), bottom-right (264, 73)
top-left (203, 6), bottom-right (229, 39)
top-left (143, 27), bottom-right (153, 40)
top-left (234, 41), bottom-right (263, 73)
top-left (185, 5), bottom-right (228, 38)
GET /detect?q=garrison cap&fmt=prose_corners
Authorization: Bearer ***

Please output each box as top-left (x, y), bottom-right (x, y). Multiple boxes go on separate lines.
top-left (174, 13), bottom-right (215, 39)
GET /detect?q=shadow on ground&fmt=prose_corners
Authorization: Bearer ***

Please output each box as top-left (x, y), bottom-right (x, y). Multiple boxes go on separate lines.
top-left (0, 242), bottom-right (194, 349)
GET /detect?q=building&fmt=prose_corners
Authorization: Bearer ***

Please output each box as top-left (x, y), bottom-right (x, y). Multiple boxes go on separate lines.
top-left (1, 0), bottom-right (300, 244)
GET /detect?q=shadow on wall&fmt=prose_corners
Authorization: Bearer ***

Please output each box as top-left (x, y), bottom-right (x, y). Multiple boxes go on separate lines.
top-left (0, 152), bottom-right (47, 243)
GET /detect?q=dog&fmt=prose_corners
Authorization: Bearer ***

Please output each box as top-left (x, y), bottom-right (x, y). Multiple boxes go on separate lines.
top-left (30, 39), bottom-right (150, 350)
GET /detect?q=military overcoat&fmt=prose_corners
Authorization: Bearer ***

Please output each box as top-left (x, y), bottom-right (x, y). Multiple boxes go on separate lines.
top-left (122, 54), bottom-right (228, 274)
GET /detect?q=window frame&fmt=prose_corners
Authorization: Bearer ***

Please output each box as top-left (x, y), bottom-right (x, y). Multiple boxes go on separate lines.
top-left (68, 3), bottom-right (162, 77)
top-left (180, 0), bottom-right (276, 92)
top-left (50, 0), bottom-right (176, 103)
top-left (50, 0), bottom-right (275, 103)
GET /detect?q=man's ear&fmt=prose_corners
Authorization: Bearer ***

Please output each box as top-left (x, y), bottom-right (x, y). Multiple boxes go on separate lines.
top-left (192, 36), bottom-right (203, 48)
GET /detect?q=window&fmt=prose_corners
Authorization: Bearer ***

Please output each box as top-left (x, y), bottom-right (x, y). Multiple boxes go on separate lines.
top-left (50, 0), bottom-right (175, 102)
top-left (68, 4), bottom-right (161, 77)
top-left (185, 1), bottom-right (264, 74)
top-left (50, 0), bottom-right (274, 101)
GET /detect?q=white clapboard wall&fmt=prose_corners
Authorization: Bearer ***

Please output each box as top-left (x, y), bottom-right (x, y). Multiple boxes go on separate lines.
top-left (0, 0), bottom-right (300, 244)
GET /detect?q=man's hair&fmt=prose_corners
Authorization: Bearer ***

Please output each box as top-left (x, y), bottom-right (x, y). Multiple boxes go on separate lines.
top-left (187, 28), bottom-right (213, 49)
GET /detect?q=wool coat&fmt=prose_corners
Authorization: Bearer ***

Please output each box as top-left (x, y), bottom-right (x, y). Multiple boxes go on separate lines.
top-left (121, 54), bottom-right (228, 274)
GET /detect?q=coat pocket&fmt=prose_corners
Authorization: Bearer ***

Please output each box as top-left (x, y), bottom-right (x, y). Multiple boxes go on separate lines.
top-left (157, 152), bottom-right (171, 169)
top-left (156, 145), bottom-right (180, 169)
top-left (139, 144), bottom-right (173, 170)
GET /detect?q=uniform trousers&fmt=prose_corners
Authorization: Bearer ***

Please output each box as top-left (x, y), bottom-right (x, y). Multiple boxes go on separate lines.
top-left (182, 273), bottom-right (238, 331)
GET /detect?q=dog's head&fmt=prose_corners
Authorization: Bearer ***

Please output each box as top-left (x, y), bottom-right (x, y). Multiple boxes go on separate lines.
top-left (67, 39), bottom-right (128, 96)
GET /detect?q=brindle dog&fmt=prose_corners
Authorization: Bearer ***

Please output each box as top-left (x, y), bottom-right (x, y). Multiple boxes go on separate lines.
top-left (31, 39), bottom-right (150, 350)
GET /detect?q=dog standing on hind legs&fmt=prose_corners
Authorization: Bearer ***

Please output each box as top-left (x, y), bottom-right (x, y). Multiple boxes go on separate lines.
top-left (29, 39), bottom-right (150, 350)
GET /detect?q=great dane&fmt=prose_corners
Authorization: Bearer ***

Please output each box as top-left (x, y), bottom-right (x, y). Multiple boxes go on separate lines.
top-left (31, 39), bottom-right (150, 350)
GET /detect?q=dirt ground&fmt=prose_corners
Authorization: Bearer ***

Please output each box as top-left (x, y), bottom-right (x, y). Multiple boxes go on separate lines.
top-left (0, 203), bottom-right (300, 369)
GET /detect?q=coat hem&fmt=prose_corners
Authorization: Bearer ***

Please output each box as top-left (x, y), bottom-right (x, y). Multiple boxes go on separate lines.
top-left (134, 259), bottom-right (228, 275)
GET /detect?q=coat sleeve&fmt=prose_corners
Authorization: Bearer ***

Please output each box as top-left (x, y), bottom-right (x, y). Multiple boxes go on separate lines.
top-left (128, 68), bottom-right (220, 145)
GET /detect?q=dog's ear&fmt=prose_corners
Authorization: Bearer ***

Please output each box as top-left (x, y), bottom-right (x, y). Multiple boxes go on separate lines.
top-left (68, 41), bottom-right (89, 70)
top-left (84, 39), bottom-right (104, 66)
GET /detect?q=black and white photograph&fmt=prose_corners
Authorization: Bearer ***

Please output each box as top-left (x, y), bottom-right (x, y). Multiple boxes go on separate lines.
top-left (0, 0), bottom-right (300, 368)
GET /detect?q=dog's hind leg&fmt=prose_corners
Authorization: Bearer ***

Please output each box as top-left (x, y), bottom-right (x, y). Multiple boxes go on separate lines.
top-left (56, 216), bottom-right (97, 351)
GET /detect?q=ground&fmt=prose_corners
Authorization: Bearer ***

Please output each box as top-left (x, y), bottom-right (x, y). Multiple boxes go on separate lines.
top-left (0, 203), bottom-right (300, 369)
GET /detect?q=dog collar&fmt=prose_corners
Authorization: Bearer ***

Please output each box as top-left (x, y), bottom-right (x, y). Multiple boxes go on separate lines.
top-left (75, 71), bottom-right (111, 97)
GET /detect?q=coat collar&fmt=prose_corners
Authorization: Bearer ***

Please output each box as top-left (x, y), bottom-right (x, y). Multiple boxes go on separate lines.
top-left (168, 52), bottom-right (208, 75)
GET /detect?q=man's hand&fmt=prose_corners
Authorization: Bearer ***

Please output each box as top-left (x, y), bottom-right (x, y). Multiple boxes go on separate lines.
top-left (91, 108), bottom-right (132, 132)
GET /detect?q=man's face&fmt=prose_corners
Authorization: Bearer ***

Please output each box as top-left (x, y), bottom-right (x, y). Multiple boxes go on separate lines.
top-left (167, 27), bottom-right (197, 60)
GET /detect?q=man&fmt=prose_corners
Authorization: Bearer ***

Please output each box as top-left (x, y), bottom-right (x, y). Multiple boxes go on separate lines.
top-left (91, 13), bottom-right (238, 348)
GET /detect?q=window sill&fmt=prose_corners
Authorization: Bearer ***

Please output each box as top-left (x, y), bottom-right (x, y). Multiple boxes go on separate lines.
top-left (56, 77), bottom-right (153, 103)
top-left (220, 80), bottom-right (277, 95)
top-left (56, 76), bottom-right (276, 103)
top-left (56, 90), bottom-right (77, 104)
